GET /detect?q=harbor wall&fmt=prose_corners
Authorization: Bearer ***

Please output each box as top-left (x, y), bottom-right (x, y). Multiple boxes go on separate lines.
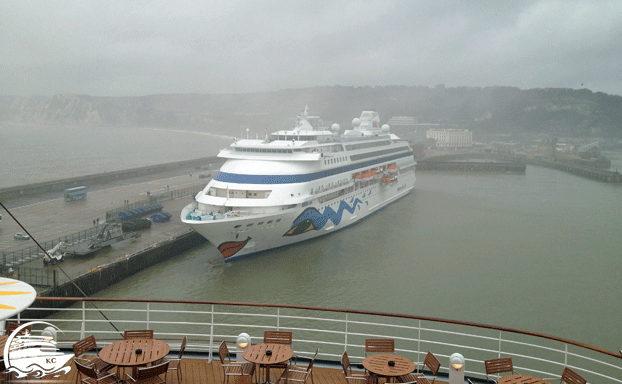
top-left (0, 156), bottom-right (218, 201)
top-left (526, 157), bottom-right (622, 183)
top-left (23, 231), bottom-right (207, 318)
top-left (417, 160), bottom-right (526, 173)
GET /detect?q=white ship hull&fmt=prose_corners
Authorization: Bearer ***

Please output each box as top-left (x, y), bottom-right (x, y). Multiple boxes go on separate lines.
top-left (183, 172), bottom-right (414, 259)
top-left (181, 108), bottom-right (416, 260)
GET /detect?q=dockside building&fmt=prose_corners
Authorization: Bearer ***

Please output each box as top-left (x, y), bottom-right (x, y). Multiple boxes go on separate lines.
top-left (426, 128), bottom-right (473, 148)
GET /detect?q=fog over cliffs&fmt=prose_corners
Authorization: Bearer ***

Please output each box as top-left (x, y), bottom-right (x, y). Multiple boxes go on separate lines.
top-left (2, 86), bottom-right (621, 138)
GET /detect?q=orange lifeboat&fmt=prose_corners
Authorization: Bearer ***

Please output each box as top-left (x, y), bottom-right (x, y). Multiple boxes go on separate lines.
top-left (382, 175), bottom-right (397, 184)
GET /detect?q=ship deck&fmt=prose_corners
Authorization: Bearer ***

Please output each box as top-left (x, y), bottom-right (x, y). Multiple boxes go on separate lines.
top-left (12, 357), bottom-right (450, 384)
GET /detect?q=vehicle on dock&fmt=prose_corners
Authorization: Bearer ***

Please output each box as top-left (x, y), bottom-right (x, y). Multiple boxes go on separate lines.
top-left (151, 212), bottom-right (172, 223)
top-left (121, 218), bottom-right (152, 232)
top-left (43, 242), bottom-right (68, 266)
top-left (64, 186), bottom-right (87, 201)
top-left (14, 232), bottom-right (30, 240)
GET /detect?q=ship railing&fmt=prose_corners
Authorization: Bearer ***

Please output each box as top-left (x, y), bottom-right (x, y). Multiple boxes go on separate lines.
top-left (15, 298), bottom-right (622, 383)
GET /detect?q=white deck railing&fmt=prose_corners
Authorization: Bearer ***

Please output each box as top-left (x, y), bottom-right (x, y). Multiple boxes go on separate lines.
top-left (14, 298), bottom-right (622, 383)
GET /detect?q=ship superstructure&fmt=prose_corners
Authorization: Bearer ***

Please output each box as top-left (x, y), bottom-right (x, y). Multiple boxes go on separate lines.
top-left (181, 107), bottom-right (416, 260)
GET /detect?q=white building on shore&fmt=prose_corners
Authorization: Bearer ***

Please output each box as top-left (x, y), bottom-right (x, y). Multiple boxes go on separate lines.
top-left (426, 128), bottom-right (473, 148)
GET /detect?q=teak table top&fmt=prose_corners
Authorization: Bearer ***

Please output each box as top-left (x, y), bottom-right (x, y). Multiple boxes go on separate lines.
top-left (243, 343), bottom-right (294, 366)
top-left (362, 354), bottom-right (416, 378)
top-left (498, 374), bottom-right (552, 384)
top-left (99, 338), bottom-right (170, 367)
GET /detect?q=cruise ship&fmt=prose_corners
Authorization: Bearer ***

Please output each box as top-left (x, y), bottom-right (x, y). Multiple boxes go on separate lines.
top-left (181, 107), bottom-right (416, 260)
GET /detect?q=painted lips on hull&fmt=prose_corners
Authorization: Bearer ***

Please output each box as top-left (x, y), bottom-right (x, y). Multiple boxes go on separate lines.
top-left (217, 237), bottom-right (251, 258)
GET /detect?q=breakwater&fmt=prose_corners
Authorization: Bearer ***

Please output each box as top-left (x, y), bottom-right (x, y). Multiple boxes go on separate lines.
top-left (417, 160), bottom-right (526, 173)
top-left (417, 153), bottom-right (526, 173)
top-left (0, 156), bottom-right (218, 201)
top-left (527, 157), bottom-right (622, 183)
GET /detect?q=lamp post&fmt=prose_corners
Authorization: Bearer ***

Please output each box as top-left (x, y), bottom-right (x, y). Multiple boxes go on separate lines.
top-left (449, 353), bottom-right (465, 384)
top-left (236, 333), bottom-right (251, 362)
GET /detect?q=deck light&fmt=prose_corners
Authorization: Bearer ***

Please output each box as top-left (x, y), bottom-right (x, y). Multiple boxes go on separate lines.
top-left (41, 326), bottom-right (57, 341)
top-left (448, 353), bottom-right (465, 384)
top-left (236, 332), bottom-right (251, 362)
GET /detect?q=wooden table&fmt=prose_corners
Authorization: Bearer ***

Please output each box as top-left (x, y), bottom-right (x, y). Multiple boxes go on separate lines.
top-left (498, 374), bottom-right (552, 384)
top-left (99, 338), bottom-right (170, 369)
top-left (243, 343), bottom-right (294, 384)
top-left (362, 354), bottom-right (416, 382)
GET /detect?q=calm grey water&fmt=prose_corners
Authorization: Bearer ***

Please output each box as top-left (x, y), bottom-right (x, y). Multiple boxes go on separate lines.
top-left (2, 124), bottom-right (621, 352)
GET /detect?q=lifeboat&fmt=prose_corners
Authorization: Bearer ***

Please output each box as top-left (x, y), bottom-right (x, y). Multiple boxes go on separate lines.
top-left (354, 170), bottom-right (376, 180)
top-left (381, 175), bottom-right (397, 184)
top-left (387, 164), bottom-right (398, 173)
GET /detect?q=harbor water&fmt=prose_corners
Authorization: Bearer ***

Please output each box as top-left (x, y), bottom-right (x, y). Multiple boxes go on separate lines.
top-left (1, 124), bottom-right (621, 353)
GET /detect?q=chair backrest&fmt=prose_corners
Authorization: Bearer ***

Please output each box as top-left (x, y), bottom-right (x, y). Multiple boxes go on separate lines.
top-left (123, 329), bottom-right (154, 339)
top-left (134, 361), bottom-right (169, 380)
top-left (423, 351), bottom-right (441, 376)
top-left (74, 359), bottom-right (98, 379)
top-left (177, 336), bottom-right (188, 359)
top-left (365, 339), bottom-right (394, 354)
top-left (5, 322), bottom-right (32, 336)
top-left (341, 351), bottom-right (352, 377)
top-left (561, 367), bottom-right (586, 384)
top-left (73, 335), bottom-right (98, 357)
top-left (218, 340), bottom-right (230, 365)
top-left (306, 348), bottom-right (319, 372)
top-left (485, 358), bottom-right (513, 375)
top-left (263, 331), bottom-right (292, 345)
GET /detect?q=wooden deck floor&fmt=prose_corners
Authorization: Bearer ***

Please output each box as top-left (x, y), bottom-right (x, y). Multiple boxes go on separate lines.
top-left (8, 356), bottom-right (450, 384)
top-left (9, 357), bottom-right (354, 384)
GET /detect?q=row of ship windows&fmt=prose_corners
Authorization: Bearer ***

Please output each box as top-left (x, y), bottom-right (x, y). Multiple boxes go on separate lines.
top-left (350, 147), bottom-right (409, 161)
top-left (235, 148), bottom-right (294, 153)
top-left (324, 156), bottom-right (348, 165)
top-left (344, 140), bottom-right (391, 151)
top-left (234, 218), bottom-right (282, 228)
top-left (271, 135), bottom-right (332, 141)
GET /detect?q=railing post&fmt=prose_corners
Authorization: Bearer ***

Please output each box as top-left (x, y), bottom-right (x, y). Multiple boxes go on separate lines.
top-left (564, 343), bottom-right (568, 366)
top-left (209, 304), bottom-right (214, 362)
top-left (344, 313), bottom-right (348, 352)
top-left (417, 320), bottom-right (421, 370)
top-left (146, 302), bottom-right (150, 330)
top-left (277, 308), bottom-right (280, 330)
top-left (80, 301), bottom-right (86, 340)
top-left (498, 331), bottom-right (502, 358)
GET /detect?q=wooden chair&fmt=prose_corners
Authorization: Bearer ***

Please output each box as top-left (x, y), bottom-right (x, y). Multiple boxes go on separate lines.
top-left (413, 352), bottom-right (440, 384)
top-left (124, 361), bottom-right (168, 384)
top-left (262, 331), bottom-right (293, 381)
top-left (218, 341), bottom-right (255, 384)
top-left (560, 367), bottom-right (586, 384)
top-left (397, 373), bottom-right (430, 384)
top-left (123, 329), bottom-right (154, 339)
top-left (74, 359), bottom-right (121, 384)
top-left (365, 339), bottom-right (395, 356)
top-left (4, 322), bottom-right (32, 336)
top-left (484, 357), bottom-right (515, 384)
top-left (72, 335), bottom-right (114, 380)
top-left (277, 348), bottom-right (318, 384)
top-left (264, 331), bottom-right (293, 345)
top-left (342, 351), bottom-right (376, 384)
top-left (154, 336), bottom-right (186, 384)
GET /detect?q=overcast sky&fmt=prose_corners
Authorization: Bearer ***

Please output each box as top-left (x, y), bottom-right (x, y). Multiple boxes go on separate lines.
top-left (2, 0), bottom-right (621, 97)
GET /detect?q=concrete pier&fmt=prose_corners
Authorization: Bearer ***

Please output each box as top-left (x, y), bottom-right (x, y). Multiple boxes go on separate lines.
top-left (0, 161), bottom-right (217, 300)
